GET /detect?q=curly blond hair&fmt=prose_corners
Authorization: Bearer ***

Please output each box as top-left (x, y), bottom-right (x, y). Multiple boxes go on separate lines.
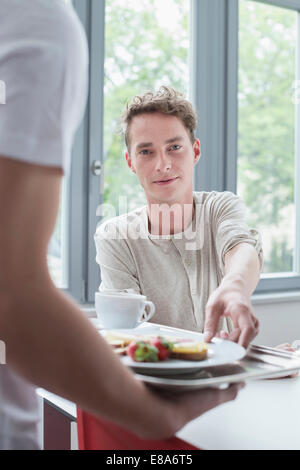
top-left (122, 86), bottom-right (198, 152)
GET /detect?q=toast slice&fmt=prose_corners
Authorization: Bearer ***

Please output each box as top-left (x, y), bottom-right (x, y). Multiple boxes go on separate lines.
top-left (113, 347), bottom-right (128, 356)
top-left (171, 341), bottom-right (208, 361)
top-left (104, 331), bottom-right (137, 347)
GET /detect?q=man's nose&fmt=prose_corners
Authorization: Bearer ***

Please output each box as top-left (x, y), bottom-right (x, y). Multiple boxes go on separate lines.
top-left (155, 150), bottom-right (171, 172)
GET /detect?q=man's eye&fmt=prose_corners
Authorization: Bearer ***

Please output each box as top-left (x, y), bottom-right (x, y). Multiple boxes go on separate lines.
top-left (140, 149), bottom-right (150, 155)
top-left (169, 145), bottom-right (181, 151)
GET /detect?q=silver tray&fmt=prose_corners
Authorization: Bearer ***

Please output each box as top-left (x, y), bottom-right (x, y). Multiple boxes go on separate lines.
top-left (133, 346), bottom-right (300, 391)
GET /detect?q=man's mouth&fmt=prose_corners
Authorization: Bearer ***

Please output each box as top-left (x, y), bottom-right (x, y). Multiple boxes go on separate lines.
top-left (154, 177), bottom-right (178, 185)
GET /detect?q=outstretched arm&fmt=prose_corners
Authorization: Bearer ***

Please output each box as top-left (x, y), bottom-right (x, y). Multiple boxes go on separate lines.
top-left (204, 243), bottom-right (260, 348)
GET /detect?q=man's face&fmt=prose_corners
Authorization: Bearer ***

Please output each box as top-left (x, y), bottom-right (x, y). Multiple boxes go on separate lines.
top-left (125, 112), bottom-right (201, 205)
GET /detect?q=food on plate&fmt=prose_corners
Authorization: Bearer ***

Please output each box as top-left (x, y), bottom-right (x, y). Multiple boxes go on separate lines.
top-left (127, 340), bottom-right (161, 362)
top-left (149, 337), bottom-right (173, 360)
top-left (108, 339), bottom-right (127, 349)
top-left (103, 331), bottom-right (209, 362)
top-left (171, 341), bottom-right (208, 361)
top-left (103, 332), bottom-right (136, 356)
top-left (113, 347), bottom-right (128, 356)
top-left (104, 331), bottom-right (136, 347)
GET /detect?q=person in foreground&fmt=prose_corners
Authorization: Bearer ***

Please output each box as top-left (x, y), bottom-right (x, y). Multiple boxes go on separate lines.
top-left (0, 0), bottom-right (244, 450)
top-left (95, 87), bottom-right (263, 347)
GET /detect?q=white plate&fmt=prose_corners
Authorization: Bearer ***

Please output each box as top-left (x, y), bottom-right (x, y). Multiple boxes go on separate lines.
top-left (101, 323), bottom-right (246, 376)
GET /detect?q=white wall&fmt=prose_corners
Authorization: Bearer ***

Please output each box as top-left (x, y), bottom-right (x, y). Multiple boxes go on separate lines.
top-left (252, 297), bottom-right (300, 346)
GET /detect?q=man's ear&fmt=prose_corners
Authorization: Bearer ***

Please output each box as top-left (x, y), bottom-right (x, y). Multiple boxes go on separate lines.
top-left (125, 151), bottom-right (136, 174)
top-left (193, 139), bottom-right (201, 164)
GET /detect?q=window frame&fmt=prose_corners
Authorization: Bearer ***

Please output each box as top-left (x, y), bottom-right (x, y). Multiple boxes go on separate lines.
top-left (60, 0), bottom-right (92, 303)
top-left (86, 0), bottom-right (106, 303)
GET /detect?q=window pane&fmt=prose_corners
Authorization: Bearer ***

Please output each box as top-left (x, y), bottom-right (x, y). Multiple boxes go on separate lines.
top-left (103, 0), bottom-right (190, 213)
top-left (48, 179), bottom-right (69, 288)
top-left (238, 0), bottom-right (297, 274)
top-left (46, 0), bottom-right (72, 287)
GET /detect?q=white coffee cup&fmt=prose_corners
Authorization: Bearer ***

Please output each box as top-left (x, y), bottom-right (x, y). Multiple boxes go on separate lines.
top-left (95, 291), bottom-right (155, 329)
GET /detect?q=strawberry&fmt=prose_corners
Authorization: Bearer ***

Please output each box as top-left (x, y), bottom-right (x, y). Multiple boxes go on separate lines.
top-left (150, 336), bottom-right (173, 360)
top-left (127, 340), bottom-right (159, 362)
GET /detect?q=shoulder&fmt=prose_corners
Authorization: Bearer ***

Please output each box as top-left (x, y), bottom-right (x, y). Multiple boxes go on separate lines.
top-left (2, 0), bottom-right (87, 44)
top-left (0, 0), bottom-right (88, 76)
top-left (94, 207), bottom-right (146, 267)
top-left (194, 190), bottom-right (242, 204)
top-left (95, 214), bottom-right (128, 241)
top-left (194, 191), bottom-right (245, 213)
top-left (44, 1), bottom-right (88, 68)
top-left (0, 0), bottom-right (88, 171)
top-left (95, 206), bottom-right (146, 241)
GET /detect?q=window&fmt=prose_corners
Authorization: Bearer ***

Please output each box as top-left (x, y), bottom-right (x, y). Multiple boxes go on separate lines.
top-left (238, 0), bottom-right (298, 276)
top-left (189, 0), bottom-right (300, 293)
top-left (47, 179), bottom-right (69, 288)
top-left (47, 0), bottom-right (73, 288)
top-left (103, 0), bottom-right (190, 213)
top-left (69, 0), bottom-right (300, 301)
top-left (237, 0), bottom-right (300, 291)
top-left (47, 0), bottom-right (89, 301)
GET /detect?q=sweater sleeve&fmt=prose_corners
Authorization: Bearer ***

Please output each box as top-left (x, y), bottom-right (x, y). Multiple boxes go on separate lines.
top-left (212, 191), bottom-right (263, 275)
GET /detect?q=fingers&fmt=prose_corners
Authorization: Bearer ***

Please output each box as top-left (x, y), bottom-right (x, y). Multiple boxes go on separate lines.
top-left (276, 343), bottom-right (295, 352)
top-left (230, 307), bottom-right (259, 348)
top-left (219, 330), bottom-right (229, 340)
top-left (211, 322), bottom-right (257, 348)
top-left (222, 382), bottom-right (246, 401)
top-left (199, 382), bottom-right (245, 412)
top-left (227, 328), bottom-right (241, 343)
top-left (240, 314), bottom-right (259, 348)
top-left (289, 372), bottom-right (299, 378)
top-left (238, 325), bottom-right (257, 349)
top-left (204, 302), bottom-right (223, 343)
top-left (253, 315), bottom-right (259, 330)
top-left (175, 382), bottom-right (246, 423)
top-left (204, 294), bottom-right (259, 348)
top-left (268, 371), bottom-right (298, 380)
top-left (214, 329), bottom-right (241, 343)
top-left (213, 328), bottom-right (251, 346)
top-left (274, 344), bottom-right (298, 377)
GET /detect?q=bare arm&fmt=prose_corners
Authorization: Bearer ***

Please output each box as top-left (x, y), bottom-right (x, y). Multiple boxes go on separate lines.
top-left (222, 242), bottom-right (260, 296)
top-left (204, 243), bottom-right (260, 348)
top-left (0, 157), bottom-right (243, 439)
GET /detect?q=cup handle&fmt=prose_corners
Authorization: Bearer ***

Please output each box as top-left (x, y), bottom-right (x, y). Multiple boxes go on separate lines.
top-left (140, 301), bottom-right (155, 324)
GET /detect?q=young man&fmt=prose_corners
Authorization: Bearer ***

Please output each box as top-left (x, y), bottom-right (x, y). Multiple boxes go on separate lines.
top-left (95, 87), bottom-right (262, 346)
top-left (0, 0), bottom-right (243, 450)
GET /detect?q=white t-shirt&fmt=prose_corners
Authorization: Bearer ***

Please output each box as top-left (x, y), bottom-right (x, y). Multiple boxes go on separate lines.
top-left (0, 0), bottom-right (88, 173)
top-left (0, 0), bottom-right (89, 449)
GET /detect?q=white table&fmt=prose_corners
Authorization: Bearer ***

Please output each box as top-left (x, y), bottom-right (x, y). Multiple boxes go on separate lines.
top-left (177, 376), bottom-right (300, 450)
top-left (39, 375), bottom-right (300, 450)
